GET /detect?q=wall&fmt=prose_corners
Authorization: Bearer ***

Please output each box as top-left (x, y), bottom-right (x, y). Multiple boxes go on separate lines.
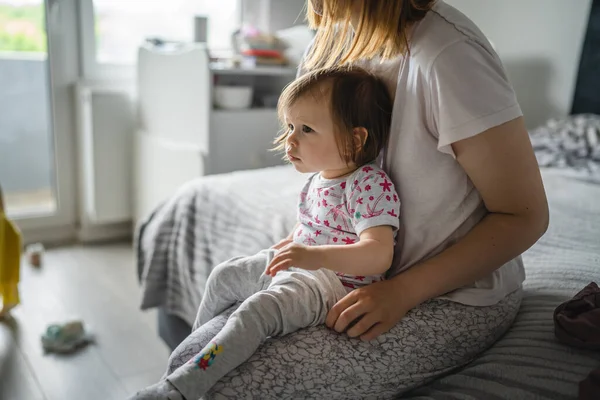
top-left (445, 0), bottom-right (592, 129)
top-left (242, 0), bottom-right (306, 32)
top-left (269, 0), bottom-right (306, 32)
top-left (0, 56), bottom-right (53, 192)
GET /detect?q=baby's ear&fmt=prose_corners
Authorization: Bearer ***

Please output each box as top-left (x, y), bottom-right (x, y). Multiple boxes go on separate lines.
top-left (353, 127), bottom-right (369, 152)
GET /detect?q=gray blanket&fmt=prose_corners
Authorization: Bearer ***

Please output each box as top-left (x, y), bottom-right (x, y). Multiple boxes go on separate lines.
top-left (137, 167), bottom-right (600, 398)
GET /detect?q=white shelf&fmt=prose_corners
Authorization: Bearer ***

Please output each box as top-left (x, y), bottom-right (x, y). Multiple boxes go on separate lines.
top-left (209, 64), bottom-right (297, 76)
top-left (212, 108), bottom-right (278, 115)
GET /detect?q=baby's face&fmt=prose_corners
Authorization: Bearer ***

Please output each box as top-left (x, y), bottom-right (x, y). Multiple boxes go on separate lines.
top-left (284, 95), bottom-right (354, 179)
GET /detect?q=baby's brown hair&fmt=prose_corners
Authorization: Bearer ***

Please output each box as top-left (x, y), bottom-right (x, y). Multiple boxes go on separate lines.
top-left (274, 66), bottom-right (393, 166)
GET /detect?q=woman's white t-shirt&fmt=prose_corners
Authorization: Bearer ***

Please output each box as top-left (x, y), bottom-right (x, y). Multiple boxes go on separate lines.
top-left (302, 0), bottom-right (526, 306)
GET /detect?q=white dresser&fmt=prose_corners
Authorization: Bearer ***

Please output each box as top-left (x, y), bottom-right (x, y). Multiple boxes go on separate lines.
top-left (134, 43), bottom-right (296, 224)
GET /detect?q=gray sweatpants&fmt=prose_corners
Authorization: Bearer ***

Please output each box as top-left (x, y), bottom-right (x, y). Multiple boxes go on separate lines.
top-left (167, 249), bottom-right (348, 399)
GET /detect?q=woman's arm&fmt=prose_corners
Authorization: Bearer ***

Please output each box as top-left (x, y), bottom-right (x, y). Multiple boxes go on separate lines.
top-left (398, 116), bottom-right (548, 308)
top-left (327, 117), bottom-right (549, 340)
top-left (266, 226), bottom-right (395, 276)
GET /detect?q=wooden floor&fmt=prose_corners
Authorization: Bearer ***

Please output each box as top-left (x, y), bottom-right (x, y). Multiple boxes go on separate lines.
top-left (0, 243), bottom-right (171, 400)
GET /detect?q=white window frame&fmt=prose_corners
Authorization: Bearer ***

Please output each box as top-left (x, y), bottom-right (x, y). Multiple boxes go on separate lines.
top-left (77, 0), bottom-right (135, 81)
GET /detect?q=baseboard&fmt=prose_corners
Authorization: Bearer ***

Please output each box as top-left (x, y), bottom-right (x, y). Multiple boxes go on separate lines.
top-left (20, 224), bottom-right (78, 247)
top-left (77, 220), bottom-right (133, 243)
top-left (18, 221), bottom-right (133, 247)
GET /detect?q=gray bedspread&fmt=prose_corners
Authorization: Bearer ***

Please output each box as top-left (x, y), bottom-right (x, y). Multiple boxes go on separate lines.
top-left (137, 167), bottom-right (600, 399)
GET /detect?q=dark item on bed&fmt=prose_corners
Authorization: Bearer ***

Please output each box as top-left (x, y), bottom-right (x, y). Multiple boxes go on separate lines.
top-left (554, 281), bottom-right (600, 350)
top-left (554, 281), bottom-right (600, 400)
top-left (579, 369), bottom-right (600, 400)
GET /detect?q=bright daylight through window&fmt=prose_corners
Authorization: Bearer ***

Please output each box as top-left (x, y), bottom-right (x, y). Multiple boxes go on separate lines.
top-left (93, 0), bottom-right (239, 65)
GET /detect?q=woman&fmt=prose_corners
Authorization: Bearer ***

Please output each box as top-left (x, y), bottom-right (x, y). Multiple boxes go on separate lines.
top-left (136, 0), bottom-right (549, 398)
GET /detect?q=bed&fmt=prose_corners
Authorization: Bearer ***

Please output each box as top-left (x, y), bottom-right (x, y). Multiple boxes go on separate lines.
top-left (136, 114), bottom-right (600, 399)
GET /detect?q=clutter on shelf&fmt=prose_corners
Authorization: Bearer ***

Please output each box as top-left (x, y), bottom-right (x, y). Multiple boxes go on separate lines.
top-left (275, 25), bottom-right (315, 67)
top-left (231, 25), bottom-right (289, 67)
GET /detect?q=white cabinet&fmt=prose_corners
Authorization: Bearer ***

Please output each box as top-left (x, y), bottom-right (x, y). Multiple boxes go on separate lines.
top-left (134, 44), bottom-right (296, 223)
top-left (209, 109), bottom-right (282, 174)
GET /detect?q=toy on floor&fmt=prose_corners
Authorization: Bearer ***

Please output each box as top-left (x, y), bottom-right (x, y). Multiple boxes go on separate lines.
top-left (41, 320), bottom-right (94, 354)
top-left (0, 183), bottom-right (21, 320)
top-left (25, 242), bottom-right (44, 268)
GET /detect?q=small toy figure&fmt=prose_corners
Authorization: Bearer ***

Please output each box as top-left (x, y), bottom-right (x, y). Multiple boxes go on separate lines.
top-left (41, 320), bottom-right (94, 354)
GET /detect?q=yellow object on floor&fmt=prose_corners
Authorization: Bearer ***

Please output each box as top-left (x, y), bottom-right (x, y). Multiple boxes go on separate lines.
top-left (0, 208), bottom-right (21, 314)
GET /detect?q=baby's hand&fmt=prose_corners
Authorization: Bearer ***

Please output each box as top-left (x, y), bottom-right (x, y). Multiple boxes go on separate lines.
top-left (265, 243), bottom-right (321, 276)
top-left (271, 238), bottom-right (293, 250)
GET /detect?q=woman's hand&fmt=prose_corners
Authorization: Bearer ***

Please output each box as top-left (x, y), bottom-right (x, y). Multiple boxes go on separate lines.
top-left (326, 278), bottom-right (413, 341)
top-left (266, 242), bottom-right (322, 276)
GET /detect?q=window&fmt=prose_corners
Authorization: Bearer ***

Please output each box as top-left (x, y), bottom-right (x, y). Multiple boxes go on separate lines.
top-left (0, 0), bottom-right (57, 217)
top-left (0, 0), bottom-right (80, 228)
top-left (0, 0), bottom-right (47, 53)
top-left (80, 0), bottom-right (241, 78)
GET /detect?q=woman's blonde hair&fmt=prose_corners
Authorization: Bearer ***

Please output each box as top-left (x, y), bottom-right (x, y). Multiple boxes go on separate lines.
top-left (273, 66), bottom-right (393, 167)
top-left (304, 0), bottom-right (435, 70)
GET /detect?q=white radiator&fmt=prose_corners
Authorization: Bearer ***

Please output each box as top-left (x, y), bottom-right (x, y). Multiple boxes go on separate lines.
top-left (74, 81), bottom-right (135, 226)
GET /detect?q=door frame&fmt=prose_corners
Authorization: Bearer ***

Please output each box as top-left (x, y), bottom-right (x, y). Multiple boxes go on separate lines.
top-left (13, 0), bottom-right (79, 243)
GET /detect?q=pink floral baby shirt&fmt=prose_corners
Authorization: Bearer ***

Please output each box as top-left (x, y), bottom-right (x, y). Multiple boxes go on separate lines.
top-left (293, 163), bottom-right (401, 291)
